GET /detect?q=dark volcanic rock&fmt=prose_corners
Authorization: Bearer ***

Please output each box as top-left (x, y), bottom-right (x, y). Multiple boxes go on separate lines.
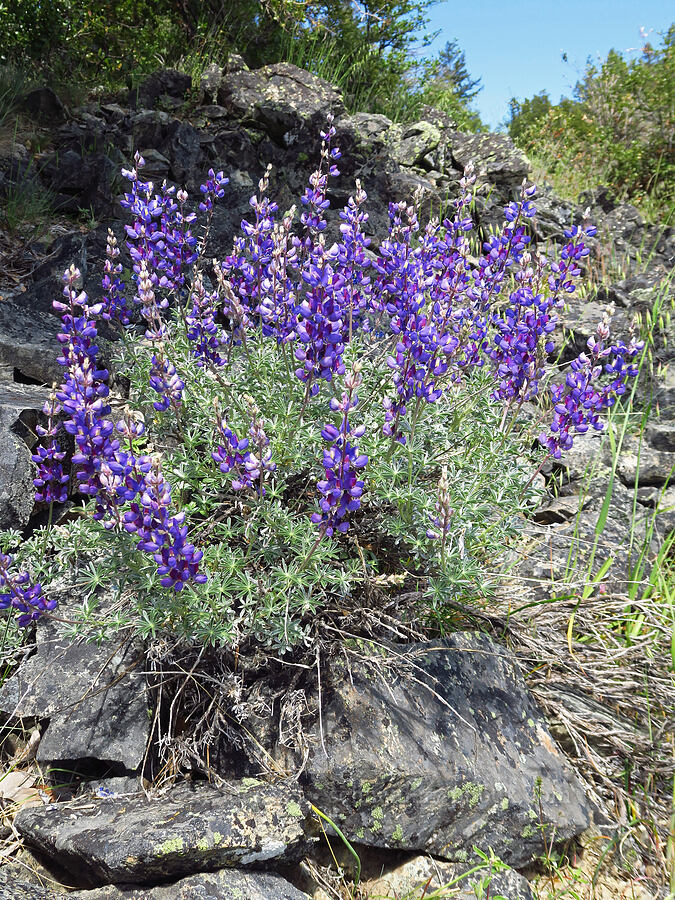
top-left (218, 62), bottom-right (344, 146)
top-left (275, 633), bottom-right (590, 868)
top-left (0, 382), bottom-right (48, 530)
top-left (199, 62), bottom-right (223, 105)
top-left (0, 610), bottom-right (149, 771)
top-left (20, 87), bottom-right (67, 124)
top-left (128, 68), bottom-right (192, 111)
top-left (0, 871), bottom-right (55, 900)
top-left (393, 120), bottom-right (442, 168)
top-left (75, 870), bottom-right (310, 899)
top-left (616, 437), bottom-right (675, 489)
top-left (217, 68), bottom-right (267, 119)
top-left (364, 853), bottom-right (532, 900)
top-left (15, 780), bottom-right (311, 885)
top-left (448, 132), bottom-right (530, 188)
top-left (0, 300), bottom-right (63, 385)
top-left (0, 869), bottom-right (310, 899)
top-left (41, 148), bottom-right (117, 215)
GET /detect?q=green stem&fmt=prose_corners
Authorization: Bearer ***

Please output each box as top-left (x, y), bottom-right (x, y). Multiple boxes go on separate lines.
top-left (310, 804), bottom-right (361, 886)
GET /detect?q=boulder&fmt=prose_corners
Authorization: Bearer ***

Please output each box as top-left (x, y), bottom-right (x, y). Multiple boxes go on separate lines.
top-left (0, 300), bottom-right (63, 385)
top-left (199, 62), bottom-right (223, 105)
top-left (75, 871), bottom-right (311, 899)
top-left (616, 437), bottom-right (675, 489)
top-left (418, 104), bottom-right (458, 132)
top-left (448, 132), bottom-right (530, 189)
top-left (162, 120), bottom-right (203, 187)
top-left (0, 869), bottom-right (310, 899)
top-left (40, 149), bottom-right (117, 216)
top-left (393, 120), bottom-right (442, 169)
top-left (15, 780), bottom-right (311, 884)
top-left (20, 87), bottom-right (67, 124)
top-left (274, 633), bottom-right (590, 868)
top-left (363, 854), bottom-right (532, 900)
top-left (218, 63), bottom-right (345, 145)
top-left (217, 69), bottom-right (267, 120)
top-left (128, 69), bottom-right (192, 111)
top-left (0, 382), bottom-right (49, 530)
top-left (0, 606), bottom-right (149, 772)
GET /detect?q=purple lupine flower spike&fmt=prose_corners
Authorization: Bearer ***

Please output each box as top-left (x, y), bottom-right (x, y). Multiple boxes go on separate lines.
top-left (186, 273), bottom-right (225, 367)
top-left (539, 305), bottom-right (643, 457)
top-left (312, 364), bottom-right (368, 536)
top-left (32, 388), bottom-right (69, 505)
top-left (212, 398), bottom-right (275, 495)
top-left (101, 229), bottom-right (130, 326)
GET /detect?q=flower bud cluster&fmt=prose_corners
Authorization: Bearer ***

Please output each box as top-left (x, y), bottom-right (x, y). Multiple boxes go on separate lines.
top-left (427, 466), bottom-right (453, 542)
top-left (101, 229), bottom-right (130, 326)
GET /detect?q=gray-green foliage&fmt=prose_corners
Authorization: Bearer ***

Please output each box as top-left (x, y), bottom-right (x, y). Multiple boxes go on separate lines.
top-left (14, 314), bottom-right (540, 651)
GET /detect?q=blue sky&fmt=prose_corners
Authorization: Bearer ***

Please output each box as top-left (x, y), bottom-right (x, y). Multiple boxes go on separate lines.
top-left (420, 0), bottom-right (674, 129)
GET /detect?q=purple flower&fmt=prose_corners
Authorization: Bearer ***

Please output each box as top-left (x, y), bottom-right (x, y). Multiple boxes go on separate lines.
top-left (539, 306), bottom-right (643, 457)
top-left (186, 273), bottom-right (226, 367)
top-left (122, 458), bottom-right (207, 590)
top-left (337, 180), bottom-right (371, 342)
top-left (312, 365), bottom-right (368, 536)
top-left (0, 552), bottom-right (56, 627)
top-left (32, 390), bottom-right (69, 505)
top-left (101, 229), bottom-right (130, 326)
top-left (199, 168), bottom-right (229, 214)
top-left (212, 398), bottom-right (275, 495)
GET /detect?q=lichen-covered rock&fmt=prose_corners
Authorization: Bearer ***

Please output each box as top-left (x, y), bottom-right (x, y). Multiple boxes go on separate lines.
top-left (449, 132), bottom-right (530, 188)
top-left (73, 870), bottom-right (311, 899)
top-left (217, 69), bottom-right (267, 119)
top-left (418, 104), bottom-right (457, 133)
top-left (0, 868), bottom-right (310, 899)
top-left (0, 608), bottom-right (149, 771)
top-left (393, 120), bottom-right (442, 169)
top-left (218, 62), bottom-right (344, 145)
top-left (15, 781), bottom-right (311, 884)
top-left (200, 62), bottom-right (223, 105)
top-left (363, 854), bottom-right (532, 900)
top-left (276, 633), bottom-right (590, 868)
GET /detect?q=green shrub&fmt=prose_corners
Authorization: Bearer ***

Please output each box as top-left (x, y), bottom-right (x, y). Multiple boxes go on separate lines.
top-left (507, 25), bottom-right (675, 222)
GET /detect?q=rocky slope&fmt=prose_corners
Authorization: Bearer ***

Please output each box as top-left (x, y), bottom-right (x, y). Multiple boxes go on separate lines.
top-left (0, 59), bottom-right (673, 899)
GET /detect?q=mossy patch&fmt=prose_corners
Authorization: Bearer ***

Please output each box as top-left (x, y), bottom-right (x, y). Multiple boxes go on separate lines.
top-left (392, 823), bottom-right (403, 841)
top-left (285, 800), bottom-right (303, 818)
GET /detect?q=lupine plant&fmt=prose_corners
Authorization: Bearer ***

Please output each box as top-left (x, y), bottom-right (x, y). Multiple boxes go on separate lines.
top-left (0, 124), bottom-right (642, 649)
